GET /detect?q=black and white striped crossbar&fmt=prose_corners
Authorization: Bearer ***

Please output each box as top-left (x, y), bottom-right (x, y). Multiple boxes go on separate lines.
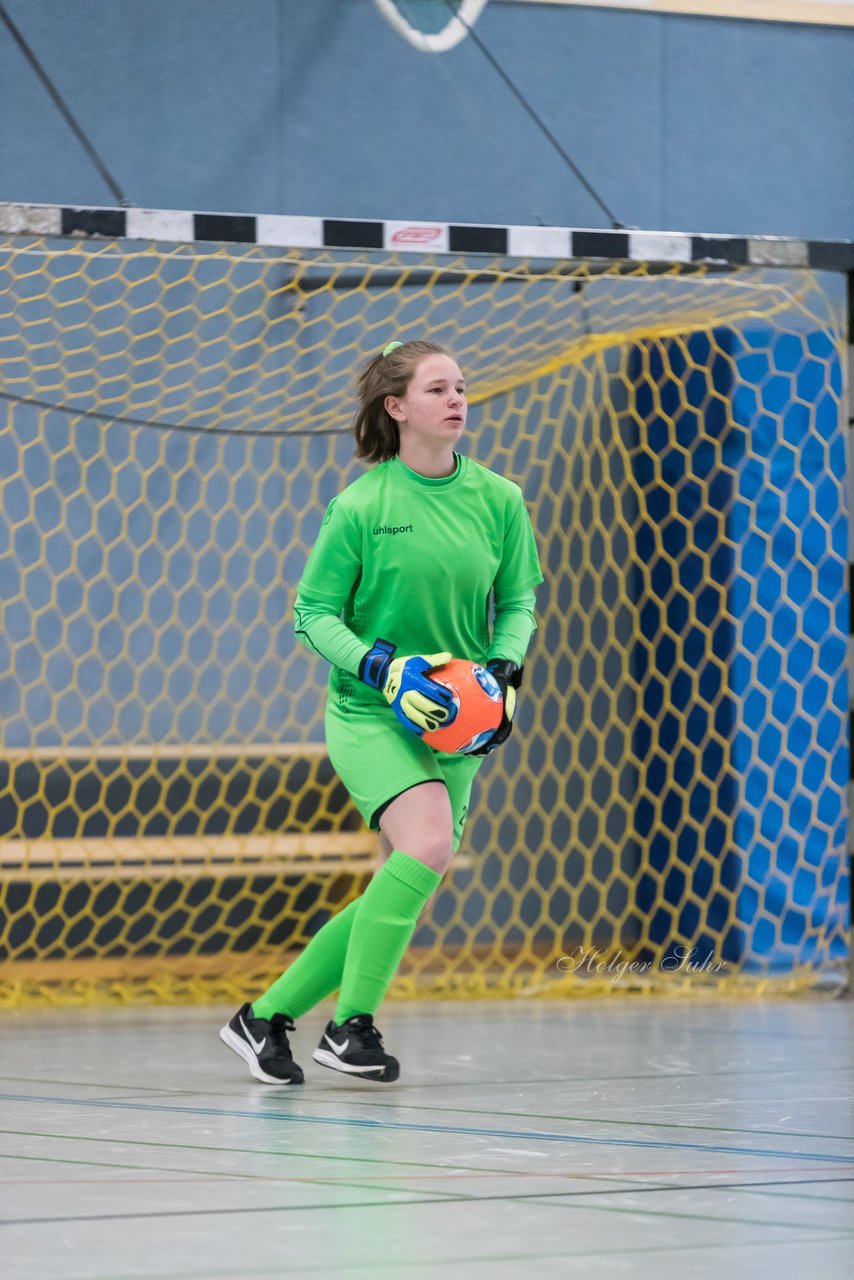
top-left (0, 201), bottom-right (851, 271)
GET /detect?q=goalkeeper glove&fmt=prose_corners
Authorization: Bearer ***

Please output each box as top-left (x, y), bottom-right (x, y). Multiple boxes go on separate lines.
top-left (359, 638), bottom-right (457, 735)
top-left (471, 659), bottom-right (523, 756)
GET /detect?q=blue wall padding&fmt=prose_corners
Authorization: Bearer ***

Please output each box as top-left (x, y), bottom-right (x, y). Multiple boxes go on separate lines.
top-left (631, 327), bottom-right (848, 971)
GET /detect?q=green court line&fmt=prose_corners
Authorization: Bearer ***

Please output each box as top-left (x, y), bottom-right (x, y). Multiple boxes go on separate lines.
top-left (3, 1178), bottom-right (854, 1233)
top-left (0, 1074), bottom-right (226, 1102)
top-left (720, 1181), bottom-right (854, 1206)
top-left (523, 1183), bottom-right (854, 1233)
top-left (0, 1149), bottom-right (463, 1204)
top-left (4, 1146), bottom-right (851, 1217)
top-left (294, 1094), bottom-right (854, 1146)
top-left (61, 1231), bottom-right (854, 1280)
top-left (0, 1125), bottom-right (612, 1185)
top-left (12, 1148), bottom-right (848, 1212)
top-left (4, 1090), bottom-right (852, 1167)
top-left (0, 1074), bottom-right (182, 1094)
top-left (0, 1150), bottom-right (255, 1181)
top-left (3, 1124), bottom-right (851, 1209)
top-left (3, 1082), bottom-right (852, 1153)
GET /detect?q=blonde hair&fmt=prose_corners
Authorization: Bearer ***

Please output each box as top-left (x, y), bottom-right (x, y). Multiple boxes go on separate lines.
top-left (353, 340), bottom-right (449, 465)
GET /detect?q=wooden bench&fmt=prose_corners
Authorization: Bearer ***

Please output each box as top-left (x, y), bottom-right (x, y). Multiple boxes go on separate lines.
top-left (1, 743), bottom-right (472, 881)
top-left (0, 832), bottom-right (383, 882)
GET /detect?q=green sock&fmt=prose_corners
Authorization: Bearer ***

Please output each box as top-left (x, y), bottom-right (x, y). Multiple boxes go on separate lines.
top-left (252, 897), bottom-right (360, 1021)
top-left (334, 849), bottom-right (442, 1024)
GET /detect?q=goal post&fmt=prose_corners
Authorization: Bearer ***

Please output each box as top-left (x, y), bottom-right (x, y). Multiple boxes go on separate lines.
top-left (0, 202), bottom-right (850, 1004)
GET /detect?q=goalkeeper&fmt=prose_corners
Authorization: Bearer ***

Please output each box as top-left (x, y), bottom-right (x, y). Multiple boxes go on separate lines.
top-left (220, 340), bottom-right (543, 1083)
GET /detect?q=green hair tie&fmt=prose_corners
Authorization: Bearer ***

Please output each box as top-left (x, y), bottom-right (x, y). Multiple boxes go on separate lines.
top-left (382, 340), bottom-right (403, 357)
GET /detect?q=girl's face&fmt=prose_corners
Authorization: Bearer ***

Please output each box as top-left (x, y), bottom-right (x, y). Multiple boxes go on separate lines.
top-left (385, 353), bottom-right (467, 446)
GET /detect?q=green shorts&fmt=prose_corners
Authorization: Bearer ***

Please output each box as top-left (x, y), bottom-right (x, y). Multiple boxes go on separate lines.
top-left (325, 698), bottom-right (484, 853)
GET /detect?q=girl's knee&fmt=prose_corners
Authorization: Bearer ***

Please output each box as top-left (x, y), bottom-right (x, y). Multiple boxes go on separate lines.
top-left (378, 783), bottom-right (454, 875)
top-left (407, 838), bottom-right (453, 876)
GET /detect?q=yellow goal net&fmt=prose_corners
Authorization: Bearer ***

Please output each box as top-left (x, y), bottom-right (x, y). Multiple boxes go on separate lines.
top-left (0, 216), bottom-right (849, 1004)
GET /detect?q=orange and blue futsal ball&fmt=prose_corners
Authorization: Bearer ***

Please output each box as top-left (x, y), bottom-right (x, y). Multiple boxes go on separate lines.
top-left (422, 658), bottom-right (503, 754)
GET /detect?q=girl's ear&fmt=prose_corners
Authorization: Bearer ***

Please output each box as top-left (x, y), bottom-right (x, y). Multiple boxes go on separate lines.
top-left (384, 394), bottom-right (405, 423)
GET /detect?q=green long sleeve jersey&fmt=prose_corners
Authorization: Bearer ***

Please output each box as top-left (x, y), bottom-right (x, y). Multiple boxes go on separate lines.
top-left (294, 451), bottom-right (544, 711)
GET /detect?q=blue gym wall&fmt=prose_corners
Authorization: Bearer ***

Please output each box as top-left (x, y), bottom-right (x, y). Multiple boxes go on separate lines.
top-left (1, 2), bottom-right (850, 970)
top-left (0, 0), bottom-right (852, 239)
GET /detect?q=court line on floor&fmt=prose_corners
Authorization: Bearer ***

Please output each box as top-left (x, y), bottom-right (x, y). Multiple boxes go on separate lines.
top-left (0, 1151), bottom-right (466, 1205)
top-left (285, 1091), bottom-right (854, 1145)
top-left (4, 1147), bottom-right (852, 1196)
top-left (4, 1057), bottom-right (852, 1090)
top-left (0, 1149), bottom-right (452, 1193)
top-left (6, 1127), bottom-right (852, 1201)
top-left (3, 1070), bottom-right (852, 1146)
top-left (3, 1176), bottom-right (854, 1231)
top-left (520, 1179), bottom-right (854, 1225)
top-left (708, 1180), bottom-right (854, 1206)
top-left (1, 1091), bottom-right (852, 1165)
top-left (59, 1229), bottom-right (854, 1280)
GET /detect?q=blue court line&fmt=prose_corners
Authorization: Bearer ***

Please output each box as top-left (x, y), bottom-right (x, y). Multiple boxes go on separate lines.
top-left (2, 1091), bottom-right (852, 1166)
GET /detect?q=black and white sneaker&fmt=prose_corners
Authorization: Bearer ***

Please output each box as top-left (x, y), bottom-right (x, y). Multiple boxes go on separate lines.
top-left (219, 1002), bottom-right (304, 1085)
top-left (313, 1014), bottom-right (400, 1082)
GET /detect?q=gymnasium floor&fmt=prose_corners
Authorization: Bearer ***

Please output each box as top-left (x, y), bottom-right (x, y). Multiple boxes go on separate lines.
top-left (1, 998), bottom-right (852, 1279)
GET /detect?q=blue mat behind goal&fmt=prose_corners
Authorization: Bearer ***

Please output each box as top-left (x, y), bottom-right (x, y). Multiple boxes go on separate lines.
top-left (632, 325), bottom-right (848, 975)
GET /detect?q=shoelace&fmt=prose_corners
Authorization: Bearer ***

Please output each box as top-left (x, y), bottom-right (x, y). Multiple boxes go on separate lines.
top-left (348, 1016), bottom-right (383, 1049)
